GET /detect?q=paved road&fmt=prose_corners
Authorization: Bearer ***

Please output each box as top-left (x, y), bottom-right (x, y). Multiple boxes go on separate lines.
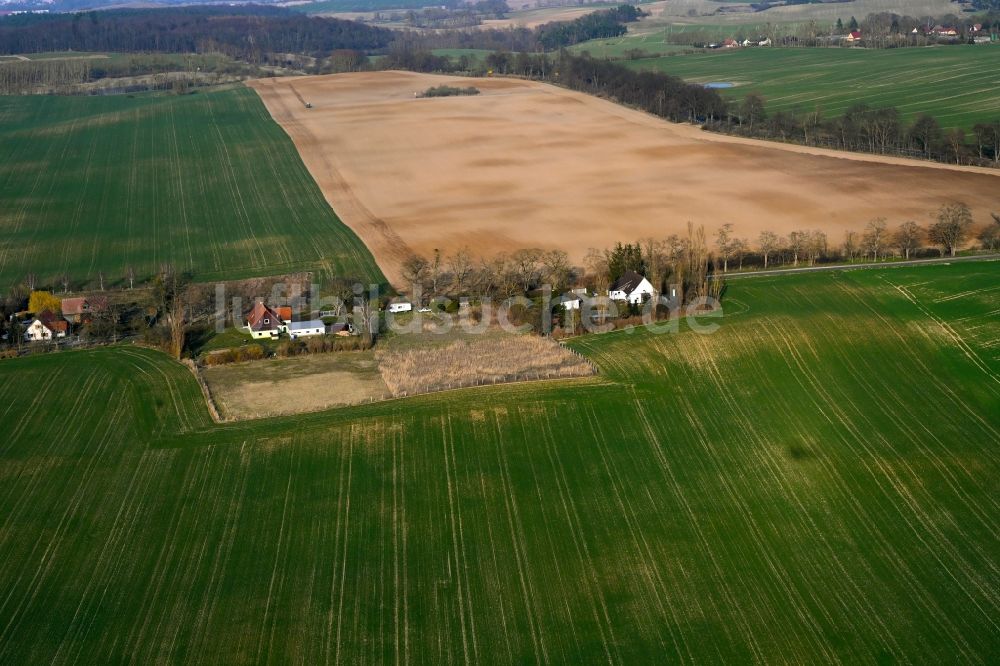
top-left (717, 253), bottom-right (1000, 280)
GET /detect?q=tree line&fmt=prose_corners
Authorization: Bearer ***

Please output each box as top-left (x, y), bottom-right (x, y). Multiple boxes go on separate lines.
top-left (392, 205), bottom-right (998, 312)
top-left (710, 204), bottom-right (998, 276)
top-left (721, 95), bottom-right (1000, 166)
top-left (0, 7), bottom-right (395, 60)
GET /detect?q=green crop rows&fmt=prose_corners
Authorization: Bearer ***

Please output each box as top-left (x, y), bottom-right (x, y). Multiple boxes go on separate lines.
top-left (0, 261), bottom-right (997, 662)
top-left (0, 86), bottom-right (385, 289)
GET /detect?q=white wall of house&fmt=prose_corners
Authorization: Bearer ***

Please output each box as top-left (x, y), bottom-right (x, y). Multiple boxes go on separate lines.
top-left (24, 320), bottom-right (52, 342)
top-left (609, 277), bottom-right (656, 305)
top-left (248, 328), bottom-right (280, 339)
top-left (287, 320), bottom-right (325, 339)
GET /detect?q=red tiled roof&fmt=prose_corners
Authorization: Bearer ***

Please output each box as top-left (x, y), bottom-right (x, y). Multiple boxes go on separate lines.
top-left (276, 306), bottom-right (293, 322)
top-left (246, 302), bottom-right (284, 332)
top-left (61, 297), bottom-right (87, 316)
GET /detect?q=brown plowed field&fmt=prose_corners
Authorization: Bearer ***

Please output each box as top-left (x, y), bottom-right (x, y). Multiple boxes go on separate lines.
top-left (249, 72), bottom-right (1000, 286)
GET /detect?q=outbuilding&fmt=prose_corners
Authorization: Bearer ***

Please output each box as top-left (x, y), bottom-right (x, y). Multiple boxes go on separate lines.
top-left (387, 302), bottom-right (412, 313)
top-left (287, 320), bottom-right (326, 339)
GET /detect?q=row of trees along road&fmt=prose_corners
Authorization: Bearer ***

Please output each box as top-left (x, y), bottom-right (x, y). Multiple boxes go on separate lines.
top-left (397, 205), bottom-right (995, 310)
top-left (717, 204), bottom-right (998, 275)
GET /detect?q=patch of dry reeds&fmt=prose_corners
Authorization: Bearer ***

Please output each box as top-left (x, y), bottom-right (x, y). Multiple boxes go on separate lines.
top-left (376, 335), bottom-right (594, 397)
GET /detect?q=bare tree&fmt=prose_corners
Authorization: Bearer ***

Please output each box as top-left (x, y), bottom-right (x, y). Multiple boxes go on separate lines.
top-left (945, 128), bottom-right (967, 165)
top-left (863, 218), bottom-right (888, 261)
top-left (843, 230), bottom-right (859, 261)
top-left (540, 249), bottom-right (571, 293)
top-left (98, 271), bottom-right (106, 291)
top-left (685, 222), bottom-right (711, 301)
top-left (25, 272), bottom-right (37, 292)
top-left (401, 253), bottom-right (429, 296)
top-left (126, 265), bottom-right (136, 290)
top-left (584, 247), bottom-right (610, 295)
top-left (928, 202), bottom-right (973, 257)
top-left (59, 273), bottom-right (70, 294)
top-left (448, 247), bottom-right (474, 295)
top-left (427, 248), bottom-right (450, 297)
top-left (510, 248), bottom-right (543, 293)
top-left (806, 230), bottom-right (827, 266)
top-left (787, 231), bottom-right (806, 267)
top-left (979, 213), bottom-right (1000, 252)
top-left (641, 238), bottom-right (668, 293)
top-left (731, 238), bottom-right (749, 271)
top-left (166, 288), bottom-right (186, 360)
top-left (758, 231), bottom-right (780, 269)
top-left (894, 221), bottom-right (922, 260)
top-left (715, 223), bottom-right (734, 272)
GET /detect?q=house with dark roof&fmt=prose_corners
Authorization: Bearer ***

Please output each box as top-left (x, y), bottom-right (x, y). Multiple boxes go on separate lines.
top-left (608, 271), bottom-right (655, 305)
top-left (245, 302), bottom-right (286, 339)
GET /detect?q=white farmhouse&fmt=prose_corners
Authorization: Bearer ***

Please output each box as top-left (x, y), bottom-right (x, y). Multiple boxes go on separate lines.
top-left (24, 319), bottom-right (55, 342)
top-left (608, 271), bottom-right (655, 305)
top-left (245, 302), bottom-right (288, 339)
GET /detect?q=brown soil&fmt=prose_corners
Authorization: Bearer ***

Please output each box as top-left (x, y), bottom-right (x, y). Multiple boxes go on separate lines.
top-left (248, 71), bottom-right (1000, 287)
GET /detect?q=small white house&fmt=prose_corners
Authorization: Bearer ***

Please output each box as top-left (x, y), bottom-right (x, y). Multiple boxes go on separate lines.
top-left (608, 271), bottom-right (656, 305)
top-left (555, 293), bottom-right (583, 310)
top-left (24, 319), bottom-right (55, 342)
top-left (286, 320), bottom-right (325, 339)
top-left (387, 302), bottom-right (412, 313)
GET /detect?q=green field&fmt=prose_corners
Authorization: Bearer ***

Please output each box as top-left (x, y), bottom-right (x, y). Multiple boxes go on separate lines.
top-left (0, 86), bottom-right (385, 290)
top-left (0, 262), bottom-right (998, 662)
top-left (622, 44), bottom-right (1000, 130)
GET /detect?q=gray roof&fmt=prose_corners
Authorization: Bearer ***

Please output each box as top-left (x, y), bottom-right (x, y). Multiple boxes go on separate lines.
top-left (610, 271), bottom-right (647, 293)
top-left (286, 320), bottom-right (325, 331)
top-left (555, 293), bottom-right (583, 304)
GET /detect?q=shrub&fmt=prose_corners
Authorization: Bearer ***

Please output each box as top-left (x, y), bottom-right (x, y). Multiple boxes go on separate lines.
top-left (418, 85), bottom-right (480, 98)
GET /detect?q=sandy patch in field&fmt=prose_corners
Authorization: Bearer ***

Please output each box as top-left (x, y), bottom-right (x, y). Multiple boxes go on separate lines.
top-left (248, 71), bottom-right (1000, 287)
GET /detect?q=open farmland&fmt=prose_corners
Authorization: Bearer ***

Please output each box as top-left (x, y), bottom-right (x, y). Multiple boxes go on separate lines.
top-left (624, 44), bottom-right (1000, 131)
top-left (249, 71), bottom-right (1000, 286)
top-left (0, 261), bottom-right (997, 663)
top-left (0, 86), bottom-right (385, 289)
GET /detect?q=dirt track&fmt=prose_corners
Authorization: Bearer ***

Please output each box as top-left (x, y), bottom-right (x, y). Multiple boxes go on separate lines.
top-left (249, 72), bottom-right (1000, 287)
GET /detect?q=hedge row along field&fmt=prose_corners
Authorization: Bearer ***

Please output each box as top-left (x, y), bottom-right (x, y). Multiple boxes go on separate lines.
top-left (624, 44), bottom-right (1000, 131)
top-left (0, 86), bottom-right (386, 289)
top-left (0, 262), bottom-right (997, 663)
